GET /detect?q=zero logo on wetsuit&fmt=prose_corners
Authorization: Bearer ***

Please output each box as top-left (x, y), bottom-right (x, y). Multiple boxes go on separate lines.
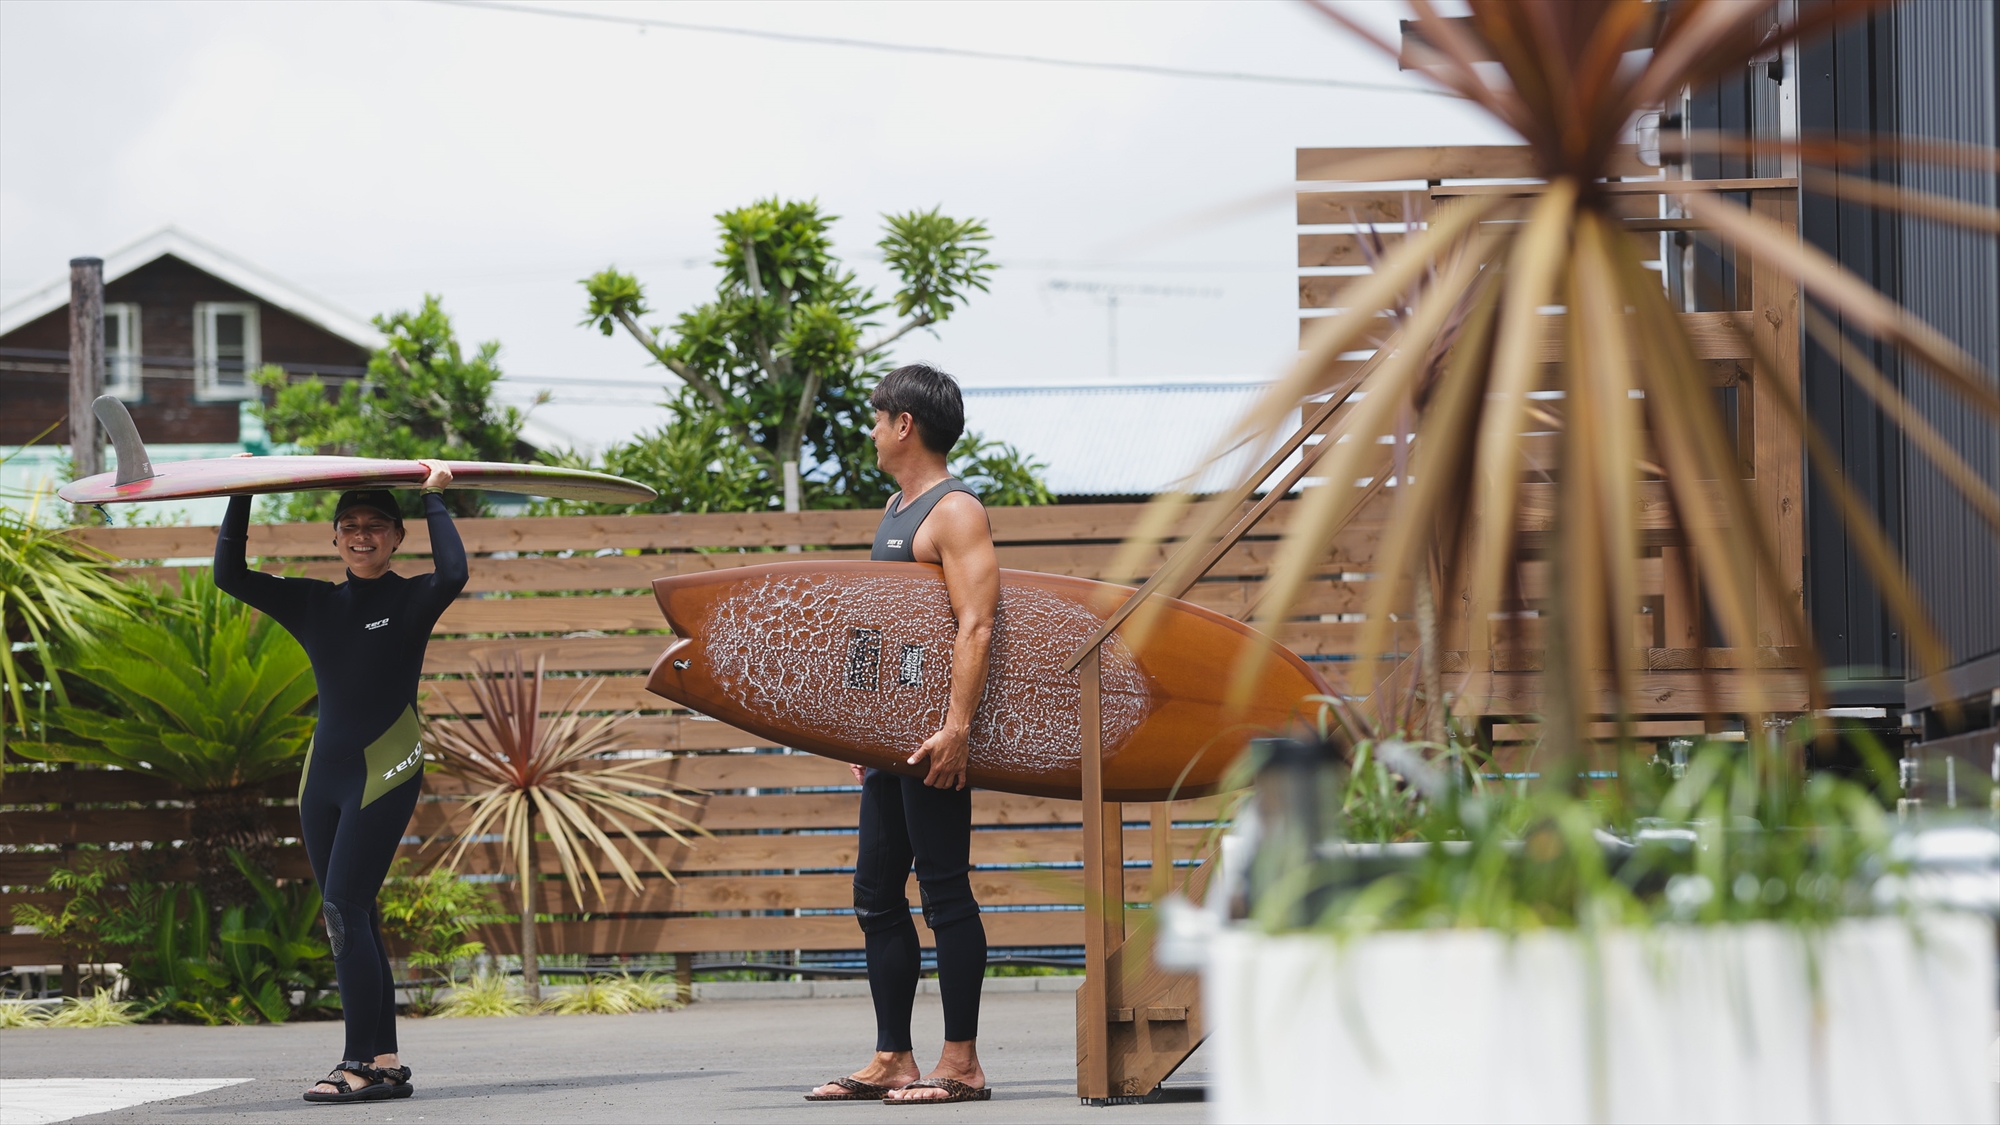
top-left (364, 618), bottom-right (391, 630)
top-left (383, 744), bottom-right (421, 782)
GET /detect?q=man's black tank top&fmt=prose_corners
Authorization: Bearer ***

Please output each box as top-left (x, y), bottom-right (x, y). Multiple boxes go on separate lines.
top-left (872, 478), bottom-right (980, 561)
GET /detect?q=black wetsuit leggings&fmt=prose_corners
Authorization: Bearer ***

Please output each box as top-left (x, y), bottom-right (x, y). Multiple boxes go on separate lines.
top-left (299, 756), bottom-right (423, 1062)
top-left (853, 769), bottom-right (987, 1052)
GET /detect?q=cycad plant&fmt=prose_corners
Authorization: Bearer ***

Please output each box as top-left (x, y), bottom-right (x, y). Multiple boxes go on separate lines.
top-left (423, 655), bottom-right (706, 1001)
top-left (1130, 1), bottom-right (1999, 755)
top-left (0, 463), bottom-right (138, 775)
top-left (20, 569), bottom-right (316, 904)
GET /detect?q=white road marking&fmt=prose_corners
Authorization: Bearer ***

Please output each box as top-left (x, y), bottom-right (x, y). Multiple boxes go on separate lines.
top-left (0, 1079), bottom-right (250, 1124)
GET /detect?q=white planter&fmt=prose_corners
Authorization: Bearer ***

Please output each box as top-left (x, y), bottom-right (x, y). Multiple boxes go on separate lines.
top-left (1206, 914), bottom-right (1995, 1124)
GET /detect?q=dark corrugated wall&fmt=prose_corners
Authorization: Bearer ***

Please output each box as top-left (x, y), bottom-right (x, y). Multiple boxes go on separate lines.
top-left (1893, 0), bottom-right (2000, 679)
top-left (1798, 4), bottom-right (1907, 692)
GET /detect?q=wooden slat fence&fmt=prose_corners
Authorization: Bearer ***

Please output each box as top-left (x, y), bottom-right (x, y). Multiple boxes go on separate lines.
top-left (5, 503), bottom-right (1277, 967)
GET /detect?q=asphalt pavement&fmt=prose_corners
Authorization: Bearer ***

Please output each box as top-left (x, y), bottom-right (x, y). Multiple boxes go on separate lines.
top-left (0, 990), bottom-right (1210, 1123)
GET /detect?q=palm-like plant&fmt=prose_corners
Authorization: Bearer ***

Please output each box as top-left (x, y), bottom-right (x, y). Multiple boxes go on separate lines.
top-left (423, 655), bottom-right (706, 1001)
top-left (20, 569), bottom-right (317, 904)
top-left (1121, 1), bottom-right (1999, 755)
top-left (0, 462), bottom-right (140, 776)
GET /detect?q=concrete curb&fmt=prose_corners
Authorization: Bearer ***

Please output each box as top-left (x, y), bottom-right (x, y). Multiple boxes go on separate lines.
top-left (691, 976), bottom-right (1084, 1001)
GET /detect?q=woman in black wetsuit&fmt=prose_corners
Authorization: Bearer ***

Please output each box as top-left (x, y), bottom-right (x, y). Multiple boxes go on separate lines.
top-left (214, 461), bottom-right (466, 1104)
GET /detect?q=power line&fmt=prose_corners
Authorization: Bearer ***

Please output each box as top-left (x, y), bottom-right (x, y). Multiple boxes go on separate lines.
top-left (425, 0), bottom-right (1452, 96)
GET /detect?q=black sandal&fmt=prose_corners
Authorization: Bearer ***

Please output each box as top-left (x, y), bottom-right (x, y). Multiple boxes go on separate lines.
top-left (371, 1064), bottom-right (415, 1100)
top-left (302, 1061), bottom-right (412, 1103)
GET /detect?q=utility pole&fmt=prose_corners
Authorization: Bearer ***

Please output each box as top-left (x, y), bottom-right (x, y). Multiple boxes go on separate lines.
top-left (68, 257), bottom-right (106, 510)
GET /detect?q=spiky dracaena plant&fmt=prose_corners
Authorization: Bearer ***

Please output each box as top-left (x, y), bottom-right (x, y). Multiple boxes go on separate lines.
top-left (1116, 1), bottom-right (1999, 760)
top-left (422, 655), bottom-right (705, 1001)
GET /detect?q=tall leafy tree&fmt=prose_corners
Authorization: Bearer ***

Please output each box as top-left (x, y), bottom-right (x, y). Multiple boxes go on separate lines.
top-left (582, 199), bottom-right (1015, 510)
top-left (253, 296), bottom-right (538, 519)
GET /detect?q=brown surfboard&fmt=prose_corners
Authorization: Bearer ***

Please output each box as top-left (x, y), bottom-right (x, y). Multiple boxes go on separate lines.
top-left (644, 561), bottom-right (1332, 801)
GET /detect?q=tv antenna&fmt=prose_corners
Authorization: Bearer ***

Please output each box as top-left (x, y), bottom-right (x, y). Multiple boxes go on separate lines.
top-left (1042, 279), bottom-right (1223, 381)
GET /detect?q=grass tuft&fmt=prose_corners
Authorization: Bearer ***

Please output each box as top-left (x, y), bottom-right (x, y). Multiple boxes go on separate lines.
top-left (434, 972), bottom-right (532, 1018)
top-left (0, 1001), bottom-right (53, 1028)
top-left (538, 973), bottom-right (685, 1015)
top-left (42, 993), bottom-right (139, 1028)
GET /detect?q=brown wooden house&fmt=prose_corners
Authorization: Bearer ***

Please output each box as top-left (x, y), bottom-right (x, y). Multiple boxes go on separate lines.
top-left (0, 228), bottom-right (380, 449)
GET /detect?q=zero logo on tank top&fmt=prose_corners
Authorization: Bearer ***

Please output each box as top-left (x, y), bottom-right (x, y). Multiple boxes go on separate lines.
top-left (364, 618), bottom-right (391, 630)
top-left (886, 539), bottom-right (904, 549)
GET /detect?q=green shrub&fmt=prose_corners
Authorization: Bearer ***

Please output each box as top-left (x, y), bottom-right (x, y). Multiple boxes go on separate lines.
top-left (19, 570), bottom-right (315, 905)
top-left (378, 860), bottom-right (492, 1014)
top-left (118, 852), bottom-right (335, 1025)
top-left (1256, 734), bottom-right (1901, 937)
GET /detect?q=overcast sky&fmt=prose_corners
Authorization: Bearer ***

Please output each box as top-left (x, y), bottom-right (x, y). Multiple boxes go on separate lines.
top-left (0, 0), bottom-right (1508, 452)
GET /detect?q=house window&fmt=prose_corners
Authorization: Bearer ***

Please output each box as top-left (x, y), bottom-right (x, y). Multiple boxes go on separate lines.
top-left (193, 302), bottom-right (260, 401)
top-left (103, 303), bottom-right (142, 400)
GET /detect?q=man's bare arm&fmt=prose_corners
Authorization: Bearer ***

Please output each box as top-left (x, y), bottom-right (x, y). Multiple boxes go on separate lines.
top-left (907, 492), bottom-right (999, 789)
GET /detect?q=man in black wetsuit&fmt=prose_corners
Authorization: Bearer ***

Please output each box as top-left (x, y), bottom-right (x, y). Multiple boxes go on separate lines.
top-left (214, 461), bottom-right (467, 1104)
top-left (807, 365), bottom-right (999, 1105)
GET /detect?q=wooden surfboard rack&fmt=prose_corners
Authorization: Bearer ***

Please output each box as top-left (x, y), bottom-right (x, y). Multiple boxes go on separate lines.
top-left (1073, 645), bottom-right (1209, 1103)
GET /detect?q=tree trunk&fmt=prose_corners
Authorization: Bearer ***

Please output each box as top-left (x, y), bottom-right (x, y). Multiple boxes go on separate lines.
top-left (188, 785), bottom-right (275, 907)
top-left (518, 837), bottom-right (540, 1004)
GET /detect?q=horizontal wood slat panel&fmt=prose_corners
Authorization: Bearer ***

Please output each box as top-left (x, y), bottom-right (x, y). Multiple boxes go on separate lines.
top-left (1298, 144), bottom-right (1543, 181)
top-left (1296, 145), bottom-right (1649, 182)
top-left (74, 501), bottom-right (1344, 563)
top-left (469, 911), bottom-right (1085, 956)
top-left (416, 662), bottom-right (1330, 722)
top-left (415, 827), bottom-right (1213, 875)
top-left (424, 634), bottom-right (669, 674)
top-left (0, 934), bottom-right (61, 963)
top-left (123, 534), bottom-right (1397, 593)
top-left (2, 772), bottom-right (297, 805)
top-left (426, 580), bottom-right (1383, 639)
top-left (1296, 191), bottom-right (1432, 225)
top-left (1297, 311), bottom-right (1749, 361)
top-left (410, 792), bottom-right (1226, 834)
top-left (0, 851), bottom-right (314, 887)
top-left (1448, 670), bottom-right (1811, 715)
top-left (437, 595), bottom-right (667, 635)
top-left (416, 623), bottom-right (1377, 673)
top-left (1298, 232), bottom-right (1405, 268)
top-left (511, 865), bottom-right (1187, 915)
top-left (0, 806), bottom-right (296, 846)
top-left (420, 676), bottom-right (667, 716)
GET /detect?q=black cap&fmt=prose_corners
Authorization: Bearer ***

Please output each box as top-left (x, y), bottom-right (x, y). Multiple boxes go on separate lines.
top-left (333, 489), bottom-right (405, 525)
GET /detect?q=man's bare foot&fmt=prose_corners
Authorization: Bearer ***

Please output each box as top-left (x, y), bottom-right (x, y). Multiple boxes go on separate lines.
top-left (808, 1051), bottom-right (920, 1098)
top-left (307, 1052), bottom-right (400, 1096)
top-left (884, 1041), bottom-right (985, 1102)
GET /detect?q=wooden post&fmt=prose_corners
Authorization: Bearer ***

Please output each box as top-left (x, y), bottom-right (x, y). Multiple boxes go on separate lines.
top-left (675, 952), bottom-right (694, 1002)
top-left (1749, 187), bottom-right (1804, 651)
top-left (67, 257), bottom-right (105, 489)
top-left (1661, 545), bottom-right (1700, 648)
top-left (1148, 802), bottom-right (1174, 900)
top-left (1076, 646), bottom-right (1112, 1100)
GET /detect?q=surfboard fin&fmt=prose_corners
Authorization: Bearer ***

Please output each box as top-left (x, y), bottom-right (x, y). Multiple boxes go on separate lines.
top-left (92, 395), bottom-right (155, 486)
